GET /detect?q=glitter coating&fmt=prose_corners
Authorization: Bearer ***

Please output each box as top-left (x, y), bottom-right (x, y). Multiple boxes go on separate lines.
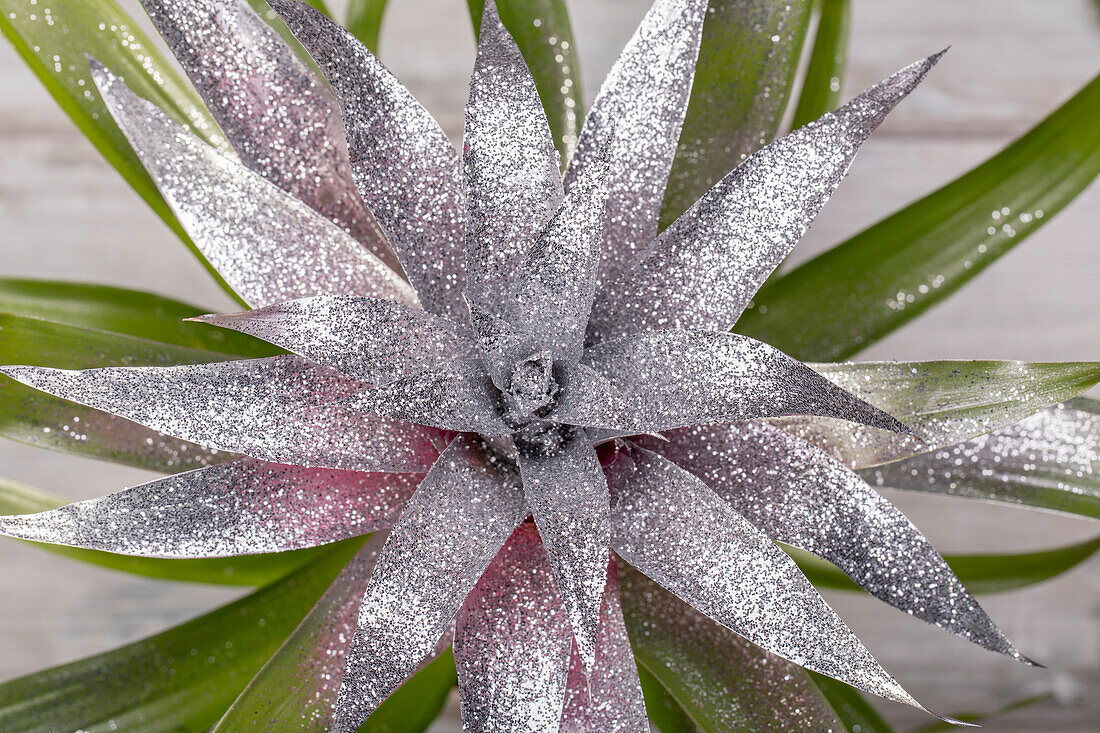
top-left (641, 422), bottom-right (1025, 660)
top-left (1, 357), bottom-right (437, 472)
top-left (0, 458), bottom-right (421, 557)
top-left (333, 435), bottom-right (527, 730)
top-left (865, 399), bottom-right (1100, 517)
top-left (454, 521), bottom-right (573, 732)
top-left (560, 557), bottom-right (648, 732)
top-left (517, 431), bottom-right (610, 672)
top-left (197, 295), bottom-right (475, 385)
top-left (564, 0), bottom-right (706, 289)
top-left (91, 62), bottom-right (411, 309)
top-left (573, 330), bottom-right (911, 434)
top-left (463, 0), bottom-right (564, 315)
top-left (587, 52), bottom-right (943, 343)
top-left (606, 444), bottom-right (919, 708)
top-left (344, 359), bottom-right (510, 434)
top-left (618, 565), bottom-right (843, 732)
top-left (775, 360), bottom-right (1100, 469)
top-left (268, 0), bottom-right (468, 322)
top-left (138, 0), bottom-right (399, 272)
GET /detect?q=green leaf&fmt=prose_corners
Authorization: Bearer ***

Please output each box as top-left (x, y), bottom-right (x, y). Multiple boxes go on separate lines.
top-left (776, 360), bottom-right (1100, 469)
top-left (660, 0), bottom-right (813, 226)
top-left (0, 0), bottom-right (242, 303)
top-left (786, 536), bottom-right (1100, 595)
top-left (620, 565), bottom-right (844, 732)
top-left (0, 539), bottom-right (361, 732)
top-left (0, 474), bottom-right (329, 586)
top-left (807, 671), bottom-right (894, 733)
top-left (638, 665), bottom-right (699, 732)
top-left (737, 72), bottom-right (1100, 362)
top-left (864, 398), bottom-right (1100, 522)
top-left (466, 0), bottom-right (583, 160)
top-left (0, 279), bottom-right (277, 357)
top-left (790, 0), bottom-right (850, 129)
top-left (0, 311), bottom-right (241, 470)
top-left (362, 649), bottom-right (456, 732)
top-left (346, 0), bottom-right (389, 53)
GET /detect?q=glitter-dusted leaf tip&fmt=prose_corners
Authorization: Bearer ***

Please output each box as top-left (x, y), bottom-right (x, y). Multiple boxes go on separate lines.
top-left (89, 59), bottom-right (413, 309)
top-left (138, 0), bottom-right (400, 272)
top-left (193, 295), bottom-right (476, 385)
top-left (587, 50), bottom-right (945, 343)
top-left (267, 0), bottom-right (468, 323)
top-left (0, 458), bottom-right (420, 557)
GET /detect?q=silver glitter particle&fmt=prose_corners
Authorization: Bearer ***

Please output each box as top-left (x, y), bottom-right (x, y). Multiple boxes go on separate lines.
top-left (90, 62), bottom-right (412, 309)
top-left (565, 0), bottom-right (706, 289)
top-left (0, 458), bottom-right (421, 557)
top-left (333, 435), bottom-right (527, 731)
top-left (1, 357), bottom-right (437, 472)
top-left (455, 521), bottom-right (573, 732)
top-left (605, 444), bottom-right (921, 709)
top-left (587, 52), bottom-right (944, 343)
top-left (196, 295), bottom-right (476, 385)
top-left (572, 329), bottom-right (910, 434)
top-left (639, 422), bottom-right (1027, 661)
top-left (138, 0), bottom-right (400, 272)
top-left (268, 0), bottom-right (468, 323)
top-left (463, 0), bottom-right (563, 315)
top-left (517, 431), bottom-right (610, 673)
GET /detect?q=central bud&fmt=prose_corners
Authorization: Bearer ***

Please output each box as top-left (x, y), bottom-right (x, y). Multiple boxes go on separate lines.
top-left (504, 350), bottom-right (558, 420)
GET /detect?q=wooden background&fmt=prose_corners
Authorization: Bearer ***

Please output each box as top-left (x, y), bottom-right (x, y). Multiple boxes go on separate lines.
top-left (0, 0), bottom-right (1097, 729)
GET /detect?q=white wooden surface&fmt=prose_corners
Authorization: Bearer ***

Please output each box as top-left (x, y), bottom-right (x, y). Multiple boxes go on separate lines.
top-left (0, 0), bottom-right (1098, 730)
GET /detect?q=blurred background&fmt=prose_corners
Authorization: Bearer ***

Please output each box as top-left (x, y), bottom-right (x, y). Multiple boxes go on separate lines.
top-left (0, 0), bottom-right (1097, 730)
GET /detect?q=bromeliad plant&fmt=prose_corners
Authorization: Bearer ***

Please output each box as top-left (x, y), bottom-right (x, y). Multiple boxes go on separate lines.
top-left (0, 0), bottom-right (1098, 730)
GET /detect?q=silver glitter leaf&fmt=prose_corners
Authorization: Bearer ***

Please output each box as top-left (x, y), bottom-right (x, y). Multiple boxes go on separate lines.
top-left (560, 556), bottom-right (648, 732)
top-left (773, 360), bottom-right (1100, 469)
top-left (639, 422), bottom-right (1028, 662)
top-left (463, 0), bottom-right (564, 316)
top-left (864, 399), bottom-right (1100, 521)
top-left (517, 430), bottom-right (610, 673)
top-left (138, 0), bottom-right (400, 272)
top-left (587, 51), bottom-right (944, 343)
top-left (618, 564), bottom-right (845, 732)
top-left (195, 295), bottom-right (476, 385)
top-left (570, 329), bottom-right (910, 434)
top-left (0, 458), bottom-right (420, 557)
top-left (333, 435), bottom-right (527, 731)
top-left (90, 62), bottom-right (412, 309)
top-left (564, 0), bottom-right (706, 288)
top-left (606, 444), bottom-right (924, 710)
top-left (268, 0), bottom-right (468, 322)
top-left (343, 359), bottom-right (510, 435)
top-left (454, 521), bottom-right (574, 732)
top-left (1, 356), bottom-right (437, 472)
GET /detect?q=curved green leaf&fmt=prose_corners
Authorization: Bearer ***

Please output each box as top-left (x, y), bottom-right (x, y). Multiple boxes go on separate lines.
top-left (863, 398), bottom-right (1100, 521)
top-left (807, 671), bottom-right (893, 733)
top-left (0, 279), bottom-right (276, 357)
top-left (907, 693), bottom-right (1050, 733)
top-left (620, 565), bottom-right (844, 732)
top-left (774, 360), bottom-right (1100, 470)
top-left (0, 475), bottom-right (329, 586)
top-left (0, 539), bottom-right (361, 732)
top-left (0, 0), bottom-right (242, 303)
top-left (361, 649), bottom-right (456, 732)
top-left (346, 0), bottom-right (389, 53)
top-left (738, 72), bottom-right (1100, 362)
top-left (639, 665), bottom-right (699, 732)
top-left (790, 0), bottom-right (850, 129)
top-left (466, 0), bottom-right (583, 160)
top-left (660, 0), bottom-right (813, 226)
top-left (0, 312), bottom-right (238, 470)
top-left (787, 536), bottom-right (1100, 595)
